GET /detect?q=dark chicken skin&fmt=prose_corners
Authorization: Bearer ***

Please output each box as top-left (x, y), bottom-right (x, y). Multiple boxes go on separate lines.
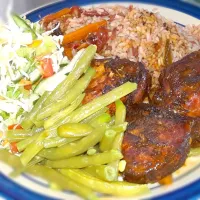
top-left (122, 103), bottom-right (191, 184)
top-left (83, 58), bottom-right (151, 111)
top-left (153, 50), bottom-right (200, 118)
top-left (153, 50), bottom-right (200, 147)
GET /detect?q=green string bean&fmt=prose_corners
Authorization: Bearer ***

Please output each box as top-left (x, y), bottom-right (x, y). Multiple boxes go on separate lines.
top-left (20, 131), bottom-right (48, 166)
top-left (90, 113), bottom-right (111, 127)
top-left (81, 107), bottom-right (108, 124)
top-left (45, 150), bottom-right (123, 168)
top-left (37, 68), bottom-right (95, 120)
top-left (43, 45), bottom-right (97, 106)
top-left (21, 91), bottom-right (50, 130)
top-left (57, 123), bottom-right (94, 138)
top-left (44, 93), bottom-right (85, 129)
top-left (43, 137), bottom-right (81, 149)
top-left (109, 100), bottom-right (127, 180)
top-left (87, 148), bottom-right (97, 156)
top-left (115, 100), bottom-right (126, 125)
top-left (60, 169), bottom-right (150, 196)
top-left (59, 82), bottom-right (137, 125)
top-left (39, 127), bottom-right (106, 160)
top-left (6, 129), bottom-right (33, 142)
top-left (17, 132), bottom-right (41, 152)
top-left (100, 130), bottom-right (117, 152)
top-left (83, 165), bottom-right (116, 182)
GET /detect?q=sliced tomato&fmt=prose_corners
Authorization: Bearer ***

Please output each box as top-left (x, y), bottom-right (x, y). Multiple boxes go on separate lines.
top-left (10, 142), bottom-right (19, 154)
top-left (40, 58), bottom-right (54, 78)
top-left (8, 124), bottom-right (23, 130)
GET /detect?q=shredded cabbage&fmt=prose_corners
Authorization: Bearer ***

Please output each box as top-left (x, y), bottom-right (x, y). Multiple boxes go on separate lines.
top-left (0, 16), bottom-right (69, 133)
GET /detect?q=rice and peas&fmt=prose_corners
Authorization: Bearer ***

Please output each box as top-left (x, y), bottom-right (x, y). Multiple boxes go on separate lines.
top-left (46, 5), bottom-right (200, 75)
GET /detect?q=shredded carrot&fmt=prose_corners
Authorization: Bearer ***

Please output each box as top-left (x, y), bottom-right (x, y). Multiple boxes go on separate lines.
top-left (42, 8), bottom-right (71, 25)
top-left (19, 79), bottom-right (32, 86)
top-left (8, 124), bottom-right (23, 130)
top-left (62, 20), bottom-right (107, 45)
top-left (28, 40), bottom-right (43, 48)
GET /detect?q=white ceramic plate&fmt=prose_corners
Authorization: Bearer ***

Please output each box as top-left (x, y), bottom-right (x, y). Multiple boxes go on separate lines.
top-left (0, 1), bottom-right (200, 200)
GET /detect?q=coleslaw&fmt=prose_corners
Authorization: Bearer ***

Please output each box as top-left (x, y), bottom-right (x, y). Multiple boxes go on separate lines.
top-left (0, 14), bottom-right (70, 132)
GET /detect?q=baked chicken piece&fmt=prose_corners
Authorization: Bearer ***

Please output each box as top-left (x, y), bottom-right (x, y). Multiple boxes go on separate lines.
top-left (153, 50), bottom-right (200, 118)
top-left (153, 50), bottom-right (200, 147)
top-left (82, 58), bottom-right (152, 112)
top-left (122, 103), bottom-right (191, 184)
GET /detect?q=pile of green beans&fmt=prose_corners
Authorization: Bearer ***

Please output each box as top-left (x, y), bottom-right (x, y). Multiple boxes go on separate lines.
top-left (1, 45), bottom-right (150, 199)
top-left (60, 169), bottom-right (149, 196)
top-left (37, 67), bottom-right (95, 121)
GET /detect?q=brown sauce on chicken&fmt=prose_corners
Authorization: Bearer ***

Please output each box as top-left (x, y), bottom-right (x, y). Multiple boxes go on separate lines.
top-left (122, 103), bottom-right (191, 184)
top-left (153, 50), bottom-right (200, 118)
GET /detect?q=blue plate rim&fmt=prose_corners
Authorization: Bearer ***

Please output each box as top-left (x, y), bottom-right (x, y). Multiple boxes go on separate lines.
top-left (25, 0), bottom-right (200, 21)
top-left (1, 0), bottom-right (200, 199)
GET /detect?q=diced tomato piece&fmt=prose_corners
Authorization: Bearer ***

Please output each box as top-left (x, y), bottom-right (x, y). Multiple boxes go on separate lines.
top-left (40, 58), bottom-right (54, 78)
top-left (10, 142), bottom-right (19, 154)
top-left (8, 124), bottom-right (23, 130)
